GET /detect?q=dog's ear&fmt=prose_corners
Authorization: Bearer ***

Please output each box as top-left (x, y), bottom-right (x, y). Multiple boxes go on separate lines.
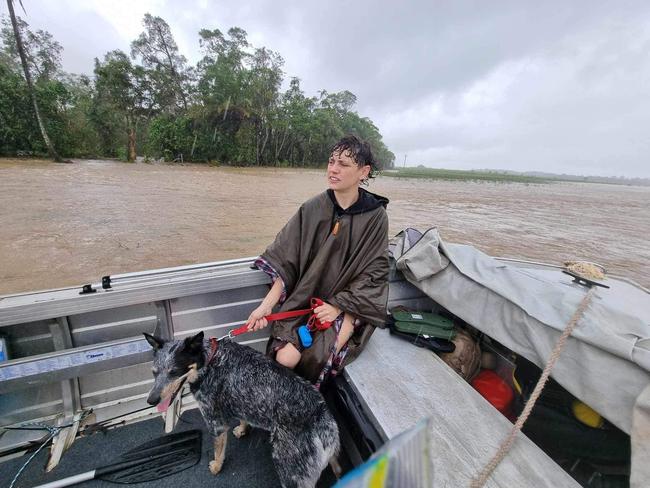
top-left (183, 331), bottom-right (204, 355)
top-left (143, 333), bottom-right (165, 350)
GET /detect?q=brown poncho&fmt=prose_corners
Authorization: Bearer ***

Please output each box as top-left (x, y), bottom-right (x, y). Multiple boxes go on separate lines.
top-left (260, 188), bottom-right (389, 382)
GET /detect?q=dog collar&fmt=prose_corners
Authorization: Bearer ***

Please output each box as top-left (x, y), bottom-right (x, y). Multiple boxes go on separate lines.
top-left (206, 337), bottom-right (219, 366)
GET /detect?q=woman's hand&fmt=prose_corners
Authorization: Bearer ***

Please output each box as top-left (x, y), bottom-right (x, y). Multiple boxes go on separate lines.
top-left (313, 302), bottom-right (342, 324)
top-left (245, 278), bottom-right (285, 331)
top-left (246, 304), bottom-right (273, 331)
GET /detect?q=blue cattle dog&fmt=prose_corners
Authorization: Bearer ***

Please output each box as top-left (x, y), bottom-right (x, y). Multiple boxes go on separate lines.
top-left (144, 331), bottom-right (340, 488)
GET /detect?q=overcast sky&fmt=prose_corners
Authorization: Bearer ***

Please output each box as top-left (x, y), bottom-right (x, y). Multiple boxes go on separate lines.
top-left (3, 0), bottom-right (649, 177)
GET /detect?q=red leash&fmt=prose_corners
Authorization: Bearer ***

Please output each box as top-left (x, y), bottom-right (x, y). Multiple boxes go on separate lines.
top-left (224, 297), bottom-right (332, 339)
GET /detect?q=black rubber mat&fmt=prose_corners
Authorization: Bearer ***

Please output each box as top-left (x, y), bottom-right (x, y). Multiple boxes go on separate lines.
top-left (1, 409), bottom-right (283, 488)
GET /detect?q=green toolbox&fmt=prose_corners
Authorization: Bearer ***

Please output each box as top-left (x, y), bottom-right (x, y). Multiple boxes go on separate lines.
top-left (391, 310), bottom-right (456, 341)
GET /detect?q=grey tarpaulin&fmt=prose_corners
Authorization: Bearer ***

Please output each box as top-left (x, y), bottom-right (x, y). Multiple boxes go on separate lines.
top-left (631, 383), bottom-right (650, 487)
top-left (391, 228), bottom-right (650, 483)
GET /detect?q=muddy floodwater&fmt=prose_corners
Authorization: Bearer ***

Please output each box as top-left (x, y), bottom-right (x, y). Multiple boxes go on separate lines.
top-left (1, 158), bottom-right (648, 295)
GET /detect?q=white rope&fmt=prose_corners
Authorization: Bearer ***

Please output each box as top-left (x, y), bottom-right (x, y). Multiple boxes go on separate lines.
top-left (470, 287), bottom-right (596, 488)
top-left (8, 410), bottom-right (92, 488)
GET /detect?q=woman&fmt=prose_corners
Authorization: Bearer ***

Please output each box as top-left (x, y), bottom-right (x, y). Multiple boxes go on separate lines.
top-left (245, 135), bottom-right (389, 387)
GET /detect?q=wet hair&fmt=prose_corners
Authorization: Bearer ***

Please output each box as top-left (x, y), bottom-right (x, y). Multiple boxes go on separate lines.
top-left (330, 135), bottom-right (379, 182)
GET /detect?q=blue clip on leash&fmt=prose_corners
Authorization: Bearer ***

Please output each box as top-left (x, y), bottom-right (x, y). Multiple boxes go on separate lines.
top-left (298, 325), bottom-right (313, 348)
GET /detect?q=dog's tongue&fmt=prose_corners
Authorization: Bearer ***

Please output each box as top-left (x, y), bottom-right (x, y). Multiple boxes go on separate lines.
top-left (157, 396), bottom-right (172, 413)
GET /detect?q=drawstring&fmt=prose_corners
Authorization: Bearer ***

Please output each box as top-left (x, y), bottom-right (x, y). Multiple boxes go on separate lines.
top-left (345, 214), bottom-right (353, 263)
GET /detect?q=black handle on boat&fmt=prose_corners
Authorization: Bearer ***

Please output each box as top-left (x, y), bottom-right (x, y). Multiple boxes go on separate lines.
top-left (102, 275), bottom-right (112, 289)
top-left (79, 284), bottom-right (96, 295)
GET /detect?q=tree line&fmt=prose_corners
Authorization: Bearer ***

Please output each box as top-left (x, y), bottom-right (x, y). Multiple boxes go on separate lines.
top-left (0, 11), bottom-right (395, 168)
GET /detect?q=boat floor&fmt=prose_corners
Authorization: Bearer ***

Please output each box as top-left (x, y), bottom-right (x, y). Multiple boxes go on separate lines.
top-left (1, 409), bottom-right (337, 487)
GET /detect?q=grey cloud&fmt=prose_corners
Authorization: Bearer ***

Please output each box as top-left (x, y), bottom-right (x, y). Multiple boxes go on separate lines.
top-left (4, 3), bottom-right (129, 73)
top-left (8, 0), bottom-right (650, 176)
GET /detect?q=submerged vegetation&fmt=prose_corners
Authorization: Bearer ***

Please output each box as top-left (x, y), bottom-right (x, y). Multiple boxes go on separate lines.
top-left (0, 13), bottom-right (395, 168)
top-left (383, 167), bottom-right (551, 183)
top-left (384, 167), bottom-right (650, 186)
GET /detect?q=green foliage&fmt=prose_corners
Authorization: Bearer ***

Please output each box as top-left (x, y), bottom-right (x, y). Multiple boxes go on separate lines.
top-left (0, 13), bottom-right (395, 168)
top-left (60, 75), bottom-right (102, 157)
top-left (0, 62), bottom-right (33, 153)
top-left (116, 146), bottom-right (128, 161)
top-left (131, 14), bottom-right (190, 113)
top-left (147, 115), bottom-right (193, 159)
top-left (1, 15), bottom-right (63, 82)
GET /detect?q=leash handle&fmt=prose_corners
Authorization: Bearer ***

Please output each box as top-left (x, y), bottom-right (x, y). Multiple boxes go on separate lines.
top-left (227, 307), bottom-right (313, 338)
top-left (306, 298), bottom-right (332, 331)
top-left (228, 298), bottom-right (331, 339)
top-left (265, 307), bottom-right (314, 322)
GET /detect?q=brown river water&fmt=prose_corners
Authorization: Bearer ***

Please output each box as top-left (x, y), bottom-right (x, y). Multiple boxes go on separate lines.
top-left (0, 158), bottom-right (648, 295)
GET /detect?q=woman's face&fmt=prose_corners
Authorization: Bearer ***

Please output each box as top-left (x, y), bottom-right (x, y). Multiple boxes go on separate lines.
top-left (327, 150), bottom-right (370, 193)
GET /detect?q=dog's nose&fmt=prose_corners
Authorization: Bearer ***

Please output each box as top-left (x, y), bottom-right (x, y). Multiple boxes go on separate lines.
top-left (146, 393), bottom-right (160, 406)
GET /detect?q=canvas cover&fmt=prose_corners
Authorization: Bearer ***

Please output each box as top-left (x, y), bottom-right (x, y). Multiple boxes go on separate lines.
top-left (390, 228), bottom-right (650, 434)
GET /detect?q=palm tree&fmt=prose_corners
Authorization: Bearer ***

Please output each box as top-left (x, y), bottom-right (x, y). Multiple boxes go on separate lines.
top-left (6, 0), bottom-right (63, 162)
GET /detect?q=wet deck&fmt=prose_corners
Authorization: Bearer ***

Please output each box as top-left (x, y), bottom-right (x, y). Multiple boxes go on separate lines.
top-left (0, 409), bottom-right (290, 488)
top-left (345, 329), bottom-right (580, 487)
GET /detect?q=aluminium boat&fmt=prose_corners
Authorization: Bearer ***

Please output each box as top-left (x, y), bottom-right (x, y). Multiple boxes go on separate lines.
top-left (1, 228), bottom-right (647, 487)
